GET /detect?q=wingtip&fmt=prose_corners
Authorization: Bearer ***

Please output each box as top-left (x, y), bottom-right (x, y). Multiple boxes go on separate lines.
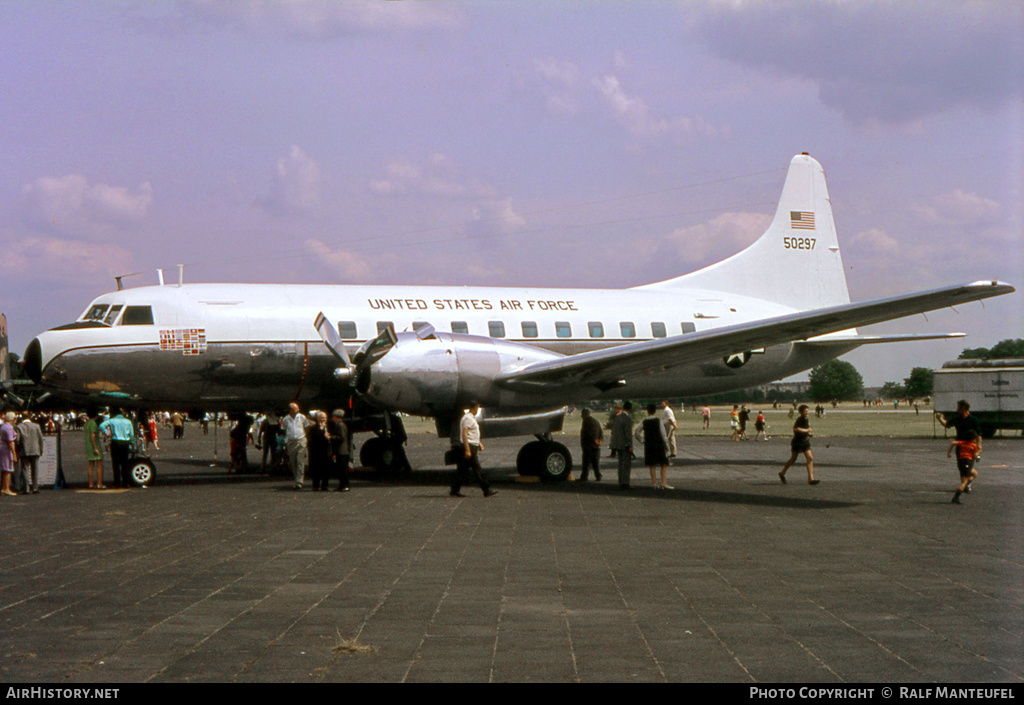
top-left (968, 279), bottom-right (1015, 291)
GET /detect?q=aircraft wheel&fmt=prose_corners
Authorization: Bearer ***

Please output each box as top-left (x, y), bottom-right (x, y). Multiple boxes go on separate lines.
top-left (360, 437), bottom-right (402, 478)
top-left (128, 459), bottom-right (156, 487)
top-left (516, 441), bottom-right (545, 476)
top-left (536, 442), bottom-right (572, 483)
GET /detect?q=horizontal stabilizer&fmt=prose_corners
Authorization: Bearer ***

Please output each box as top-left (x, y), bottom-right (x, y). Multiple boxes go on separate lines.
top-left (800, 332), bottom-right (967, 346)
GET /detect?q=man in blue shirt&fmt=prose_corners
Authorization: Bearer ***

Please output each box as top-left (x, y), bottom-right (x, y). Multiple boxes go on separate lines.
top-left (100, 410), bottom-right (136, 488)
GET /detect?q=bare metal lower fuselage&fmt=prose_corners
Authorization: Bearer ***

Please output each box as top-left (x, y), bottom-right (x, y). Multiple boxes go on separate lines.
top-left (29, 324), bottom-right (852, 414)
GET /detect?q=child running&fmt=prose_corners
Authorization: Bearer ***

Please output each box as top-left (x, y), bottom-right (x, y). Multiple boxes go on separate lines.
top-left (948, 429), bottom-right (980, 504)
top-left (754, 411), bottom-right (769, 441)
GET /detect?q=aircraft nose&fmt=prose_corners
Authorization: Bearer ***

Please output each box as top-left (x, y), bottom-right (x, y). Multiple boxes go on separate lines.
top-left (24, 338), bottom-right (42, 384)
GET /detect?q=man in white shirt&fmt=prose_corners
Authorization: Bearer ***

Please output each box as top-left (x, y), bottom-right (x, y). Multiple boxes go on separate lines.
top-left (661, 400), bottom-right (677, 458)
top-left (450, 401), bottom-right (496, 498)
top-left (281, 402), bottom-right (311, 489)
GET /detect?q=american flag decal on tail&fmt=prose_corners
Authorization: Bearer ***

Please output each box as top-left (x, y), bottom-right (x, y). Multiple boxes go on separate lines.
top-left (790, 211), bottom-right (815, 230)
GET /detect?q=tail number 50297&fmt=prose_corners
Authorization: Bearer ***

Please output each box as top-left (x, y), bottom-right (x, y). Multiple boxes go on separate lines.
top-left (783, 237), bottom-right (816, 250)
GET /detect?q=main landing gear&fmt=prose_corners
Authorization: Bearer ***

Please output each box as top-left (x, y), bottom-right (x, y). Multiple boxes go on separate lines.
top-left (359, 435), bottom-right (411, 479)
top-left (357, 411), bottom-right (412, 480)
top-left (516, 436), bottom-right (573, 483)
top-left (357, 420), bottom-right (574, 483)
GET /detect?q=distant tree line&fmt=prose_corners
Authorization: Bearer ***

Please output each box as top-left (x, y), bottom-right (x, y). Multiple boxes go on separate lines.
top-left (958, 338), bottom-right (1024, 360)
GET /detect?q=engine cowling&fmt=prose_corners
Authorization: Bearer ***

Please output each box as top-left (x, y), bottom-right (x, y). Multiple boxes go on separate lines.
top-left (359, 331), bottom-right (562, 416)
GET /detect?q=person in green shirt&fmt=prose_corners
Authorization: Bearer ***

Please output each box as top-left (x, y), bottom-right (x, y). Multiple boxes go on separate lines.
top-left (83, 408), bottom-right (105, 489)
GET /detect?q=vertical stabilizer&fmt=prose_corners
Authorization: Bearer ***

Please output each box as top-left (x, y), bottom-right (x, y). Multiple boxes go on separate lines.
top-left (639, 154), bottom-right (851, 311)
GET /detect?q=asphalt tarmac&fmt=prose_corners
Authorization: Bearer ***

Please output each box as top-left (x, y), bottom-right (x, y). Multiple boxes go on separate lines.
top-left (2, 426), bottom-right (1021, 684)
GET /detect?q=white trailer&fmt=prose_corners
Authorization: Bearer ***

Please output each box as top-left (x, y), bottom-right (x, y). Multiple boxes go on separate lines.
top-left (933, 359), bottom-right (1024, 437)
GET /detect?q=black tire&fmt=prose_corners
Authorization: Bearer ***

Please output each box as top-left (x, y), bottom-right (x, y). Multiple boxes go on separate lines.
top-left (536, 442), bottom-right (572, 483)
top-left (516, 441), bottom-right (545, 476)
top-left (359, 436), bottom-right (402, 477)
top-left (128, 459), bottom-right (155, 487)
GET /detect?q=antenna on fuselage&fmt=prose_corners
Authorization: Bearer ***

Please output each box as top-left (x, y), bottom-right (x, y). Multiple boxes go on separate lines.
top-left (153, 265), bottom-right (185, 287)
top-left (114, 272), bottom-right (142, 291)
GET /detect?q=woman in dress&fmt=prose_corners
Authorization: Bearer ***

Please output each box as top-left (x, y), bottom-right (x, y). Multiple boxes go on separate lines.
top-left (636, 403), bottom-right (671, 489)
top-left (83, 408), bottom-right (105, 489)
top-left (306, 412), bottom-right (333, 491)
top-left (143, 412), bottom-right (159, 452)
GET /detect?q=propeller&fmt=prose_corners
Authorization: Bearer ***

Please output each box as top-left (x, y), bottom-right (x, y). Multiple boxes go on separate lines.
top-left (315, 313), bottom-right (400, 391)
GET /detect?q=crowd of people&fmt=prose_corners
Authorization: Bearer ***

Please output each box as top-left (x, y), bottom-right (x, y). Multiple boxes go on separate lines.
top-left (570, 398), bottom-right (985, 502)
top-left (0, 403), bottom-right (357, 494)
top-left (0, 398), bottom-right (989, 505)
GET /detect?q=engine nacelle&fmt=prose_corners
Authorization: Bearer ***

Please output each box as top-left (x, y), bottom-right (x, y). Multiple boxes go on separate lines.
top-left (360, 331), bottom-right (562, 416)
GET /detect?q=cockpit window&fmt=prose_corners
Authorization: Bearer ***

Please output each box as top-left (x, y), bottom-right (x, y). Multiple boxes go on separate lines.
top-left (83, 304), bottom-right (109, 321)
top-left (103, 305), bottom-right (123, 325)
top-left (122, 306), bottom-right (154, 326)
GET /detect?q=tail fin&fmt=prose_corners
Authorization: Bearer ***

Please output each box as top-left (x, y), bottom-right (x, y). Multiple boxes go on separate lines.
top-left (638, 153), bottom-right (851, 311)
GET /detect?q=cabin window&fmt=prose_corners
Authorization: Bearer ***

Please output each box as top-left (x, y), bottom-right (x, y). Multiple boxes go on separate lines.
top-left (451, 321), bottom-right (469, 334)
top-left (488, 321), bottom-right (506, 338)
top-left (376, 321), bottom-right (393, 335)
top-left (103, 305), bottom-right (123, 325)
top-left (620, 322), bottom-right (636, 338)
top-left (555, 321), bottom-right (572, 338)
top-left (651, 322), bottom-right (667, 338)
top-left (521, 321), bottom-right (538, 338)
top-left (338, 321), bottom-right (358, 339)
top-left (121, 306), bottom-right (154, 326)
top-left (588, 322), bottom-right (604, 338)
top-left (83, 304), bottom-right (109, 322)
top-left (681, 322), bottom-right (696, 334)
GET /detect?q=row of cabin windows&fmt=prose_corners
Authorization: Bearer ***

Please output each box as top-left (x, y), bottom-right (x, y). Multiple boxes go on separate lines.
top-left (75, 305), bottom-right (698, 339)
top-left (340, 320), bottom-right (697, 340)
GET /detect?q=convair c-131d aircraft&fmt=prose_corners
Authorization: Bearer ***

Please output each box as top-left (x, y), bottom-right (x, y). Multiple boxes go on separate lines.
top-left (22, 154), bottom-right (1015, 481)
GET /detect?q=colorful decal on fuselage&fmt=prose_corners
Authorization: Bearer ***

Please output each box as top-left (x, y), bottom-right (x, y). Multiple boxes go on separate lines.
top-left (159, 328), bottom-right (207, 355)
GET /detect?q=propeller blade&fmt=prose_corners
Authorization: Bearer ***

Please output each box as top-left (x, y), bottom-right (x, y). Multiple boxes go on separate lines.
top-left (314, 312), bottom-right (351, 367)
top-left (351, 324), bottom-right (398, 395)
top-left (356, 324), bottom-right (397, 369)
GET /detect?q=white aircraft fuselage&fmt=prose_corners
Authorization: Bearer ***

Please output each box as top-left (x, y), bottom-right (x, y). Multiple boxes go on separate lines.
top-left (24, 281), bottom-right (838, 415)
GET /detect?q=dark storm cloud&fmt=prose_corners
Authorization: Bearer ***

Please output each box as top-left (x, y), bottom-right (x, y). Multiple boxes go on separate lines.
top-left (687, 1), bottom-right (1023, 125)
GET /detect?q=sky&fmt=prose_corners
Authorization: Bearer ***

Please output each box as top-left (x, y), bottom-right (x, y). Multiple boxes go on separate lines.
top-left (1, 0), bottom-right (1021, 386)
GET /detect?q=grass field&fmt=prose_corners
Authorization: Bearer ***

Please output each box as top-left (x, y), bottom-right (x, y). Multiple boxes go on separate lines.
top-left (397, 402), bottom-right (1021, 439)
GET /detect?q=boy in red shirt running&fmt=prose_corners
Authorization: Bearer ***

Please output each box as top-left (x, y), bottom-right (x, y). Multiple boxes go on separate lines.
top-left (948, 429), bottom-right (980, 504)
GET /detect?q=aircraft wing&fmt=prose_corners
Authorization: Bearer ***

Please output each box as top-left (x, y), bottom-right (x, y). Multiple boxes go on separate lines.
top-left (495, 280), bottom-right (1014, 390)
